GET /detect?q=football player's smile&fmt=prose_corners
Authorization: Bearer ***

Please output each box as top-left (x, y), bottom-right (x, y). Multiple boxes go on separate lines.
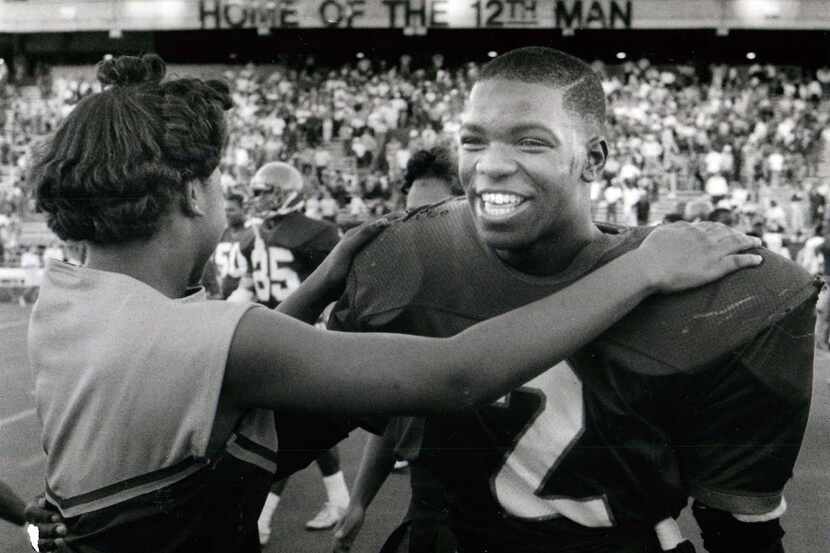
top-left (476, 191), bottom-right (530, 220)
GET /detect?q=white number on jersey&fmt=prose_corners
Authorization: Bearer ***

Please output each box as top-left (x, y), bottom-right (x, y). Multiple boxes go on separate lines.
top-left (213, 241), bottom-right (248, 280)
top-left (493, 361), bottom-right (614, 527)
top-left (251, 245), bottom-right (301, 303)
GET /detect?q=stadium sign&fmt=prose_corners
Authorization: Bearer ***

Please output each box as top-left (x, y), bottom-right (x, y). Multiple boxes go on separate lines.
top-left (194, 0), bottom-right (633, 29)
top-left (1, 0), bottom-right (829, 32)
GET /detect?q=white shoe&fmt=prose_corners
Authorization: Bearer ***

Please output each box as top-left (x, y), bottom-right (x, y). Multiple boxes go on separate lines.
top-left (393, 460), bottom-right (409, 471)
top-left (258, 500), bottom-right (278, 545)
top-left (257, 515), bottom-right (271, 545)
top-left (257, 524), bottom-right (271, 546)
top-left (305, 502), bottom-right (346, 531)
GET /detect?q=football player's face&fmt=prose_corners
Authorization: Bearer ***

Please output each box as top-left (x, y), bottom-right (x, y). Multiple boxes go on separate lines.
top-left (224, 200), bottom-right (245, 226)
top-left (458, 79), bottom-right (593, 252)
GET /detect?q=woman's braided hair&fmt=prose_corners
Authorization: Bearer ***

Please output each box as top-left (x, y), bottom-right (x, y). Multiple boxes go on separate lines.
top-left (32, 54), bottom-right (232, 243)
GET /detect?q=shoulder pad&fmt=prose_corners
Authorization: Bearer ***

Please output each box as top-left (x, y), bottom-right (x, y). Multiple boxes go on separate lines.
top-left (600, 249), bottom-right (821, 375)
top-left (349, 198), bottom-right (471, 318)
top-left (263, 214), bottom-right (337, 250)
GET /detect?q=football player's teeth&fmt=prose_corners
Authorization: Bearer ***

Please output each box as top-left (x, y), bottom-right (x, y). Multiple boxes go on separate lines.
top-left (481, 193), bottom-right (523, 216)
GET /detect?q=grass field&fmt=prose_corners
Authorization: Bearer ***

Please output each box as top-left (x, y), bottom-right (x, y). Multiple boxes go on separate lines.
top-left (1, 301), bottom-right (827, 552)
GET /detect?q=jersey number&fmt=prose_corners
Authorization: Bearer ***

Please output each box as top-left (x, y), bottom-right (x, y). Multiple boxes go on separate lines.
top-left (492, 361), bottom-right (614, 527)
top-left (251, 246), bottom-right (301, 303)
top-left (213, 242), bottom-right (247, 280)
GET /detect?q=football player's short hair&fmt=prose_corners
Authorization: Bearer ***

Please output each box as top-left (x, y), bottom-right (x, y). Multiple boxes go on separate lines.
top-left (479, 46), bottom-right (606, 133)
top-left (225, 193), bottom-right (245, 207)
top-left (32, 54), bottom-right (232, 244)
top-left (402, 146), bottom-right (460, 195)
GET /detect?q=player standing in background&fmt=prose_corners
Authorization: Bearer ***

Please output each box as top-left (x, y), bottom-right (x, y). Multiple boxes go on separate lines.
top-left (334, 146), bottom-right (461, 553)
top-left (329, 47), bottom-right (817, 553)
top-left (399, 146), bottom-right (462, 211)
top-left (212, 192), bottom-right (254, 300)
top-left (230, 162), bottom-right (351, 542)
top-left (231, 162), bottom-right (339, 308)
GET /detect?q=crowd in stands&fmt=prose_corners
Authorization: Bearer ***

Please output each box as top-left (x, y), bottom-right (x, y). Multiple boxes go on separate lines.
top-left (1, 54), bottom-right (829, 274)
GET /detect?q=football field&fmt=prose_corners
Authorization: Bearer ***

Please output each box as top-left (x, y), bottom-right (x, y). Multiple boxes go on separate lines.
top-left (1, 301), bottom-right (828, 552)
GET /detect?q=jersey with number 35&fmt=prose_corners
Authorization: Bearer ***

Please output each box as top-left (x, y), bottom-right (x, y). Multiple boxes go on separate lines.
top-left (239, 213), bottom-right (339, 309)
top-left (329, 198), bottom-right (817, 553)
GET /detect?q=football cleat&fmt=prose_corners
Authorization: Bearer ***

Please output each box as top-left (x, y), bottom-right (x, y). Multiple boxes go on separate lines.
top-left (304, 502), bottom-right (346, 531)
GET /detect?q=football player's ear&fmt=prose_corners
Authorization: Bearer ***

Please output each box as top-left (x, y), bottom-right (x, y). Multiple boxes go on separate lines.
top-left (581, 137), bottom-right (608, 182)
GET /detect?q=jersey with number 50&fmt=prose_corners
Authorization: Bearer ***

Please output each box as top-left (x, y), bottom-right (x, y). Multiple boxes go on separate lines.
top-left (239, 213), bottom-right (339, 309)
top-left (213, 226), bottom-right (255, 299)
top-left (329, 198), bottom-right (817, 553)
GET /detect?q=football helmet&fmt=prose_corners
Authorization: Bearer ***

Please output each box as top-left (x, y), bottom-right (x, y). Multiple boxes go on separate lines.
top-left (249, 162), bottom-right (306, 219)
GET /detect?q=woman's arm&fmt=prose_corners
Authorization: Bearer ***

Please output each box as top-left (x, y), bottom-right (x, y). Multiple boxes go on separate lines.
top-left (225, 223), bottom-right (763, 416)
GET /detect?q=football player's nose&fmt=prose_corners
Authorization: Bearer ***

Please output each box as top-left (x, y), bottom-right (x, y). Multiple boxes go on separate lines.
top-left (475, 148), bottom-right (517, 180)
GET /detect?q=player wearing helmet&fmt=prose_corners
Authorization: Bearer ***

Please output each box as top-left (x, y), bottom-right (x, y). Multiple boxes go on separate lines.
top-left (229, 162), bottom-right (351, 541)
top-left (230, 161), bottom-right (340, 309)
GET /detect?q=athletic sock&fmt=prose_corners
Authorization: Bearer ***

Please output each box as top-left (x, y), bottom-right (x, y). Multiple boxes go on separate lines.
top-left (261, 492), bottom-right (280, 519)
top-left (322, 471), bottom-right (350, 508)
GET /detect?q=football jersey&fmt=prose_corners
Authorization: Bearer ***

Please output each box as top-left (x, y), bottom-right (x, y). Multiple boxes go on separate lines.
top-left (239, 213), bottom-right (339, 309)
top-left (213, 225), bottom-right (255, 299)
top-left (330, 198), bottom-right (818, 553)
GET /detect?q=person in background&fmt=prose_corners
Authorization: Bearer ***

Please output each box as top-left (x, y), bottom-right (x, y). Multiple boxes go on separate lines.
top-left (796, 225), bottom-right (824, 277)
top-left (684, 197), bottom-right (714, 222)
top-left (816, 228), bottom-right (830, 350)
top-left (229, 162), bottom-right (351, 542)
top-left (400, 146), bottom-right (462, 211)
top-left (212, 193), bottom-right (254, 300)
top-left (603, 180), bottom-right (622, 223)
top-left (42, 241), bottom-right (65, 263)
top-left (18, 245), bottom-right (42, 306)
top-left (334, 146), bottom-right (462, 553)
top-left (707, 208), bottom-right (735, 227)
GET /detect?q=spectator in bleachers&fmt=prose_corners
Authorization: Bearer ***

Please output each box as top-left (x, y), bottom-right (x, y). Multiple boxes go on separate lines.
top-left (18, 245), bottom-right (41, 306)
top-left (603, 180), bottom-right (623, 224)
top-left (1, 53), bottom-right (828, 246)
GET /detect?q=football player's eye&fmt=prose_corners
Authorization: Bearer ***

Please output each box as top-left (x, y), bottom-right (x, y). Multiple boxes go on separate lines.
top-left (517, 138), bottom-right (550, 149)
top-left (460, 136), bottom-right (486, 150)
